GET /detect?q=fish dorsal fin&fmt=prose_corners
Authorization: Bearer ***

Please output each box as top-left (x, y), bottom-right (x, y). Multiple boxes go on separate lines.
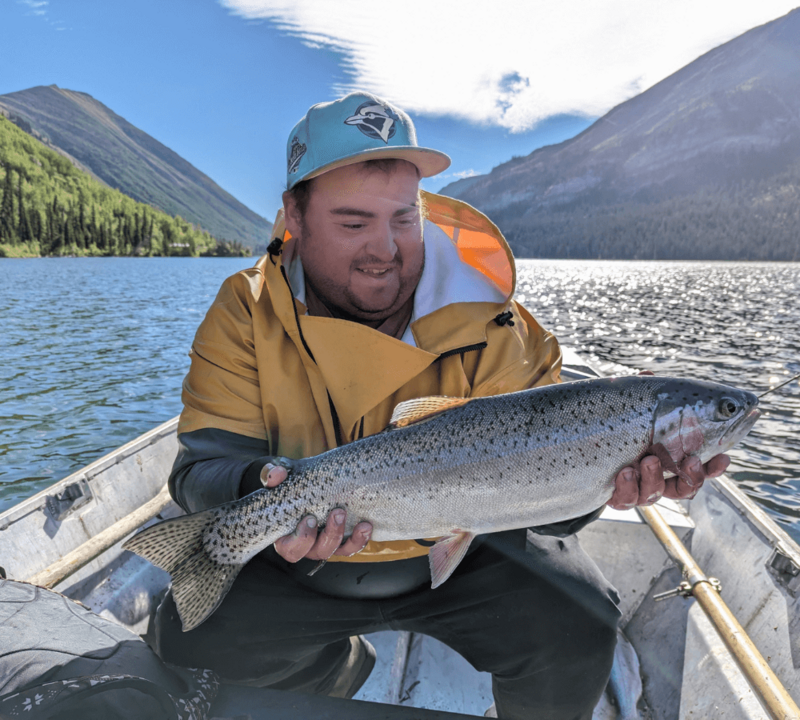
top-left (388, 396), bottom-right (471, 429)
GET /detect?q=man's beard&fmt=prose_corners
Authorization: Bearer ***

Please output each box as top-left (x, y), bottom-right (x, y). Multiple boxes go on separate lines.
top-left (299, 235), bottom-right (424, 323)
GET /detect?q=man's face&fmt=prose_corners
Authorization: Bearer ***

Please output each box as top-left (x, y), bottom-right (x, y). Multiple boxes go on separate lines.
top-left (284, 161), bottom-right (424, 325)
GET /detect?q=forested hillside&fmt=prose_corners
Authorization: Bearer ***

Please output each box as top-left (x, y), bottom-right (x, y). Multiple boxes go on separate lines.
top-left (0, 115), bottom-right (250, 258)
top-left (496, 165), bottom-right (800, 260)
top-left (0, 86), bottom-right (272, 250)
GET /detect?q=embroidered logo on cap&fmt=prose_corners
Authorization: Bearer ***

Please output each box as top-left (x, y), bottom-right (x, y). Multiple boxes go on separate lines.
top-left (344, 102), bottom-right (400, 144)
top-left (287, 136), bottom-right (307, 174)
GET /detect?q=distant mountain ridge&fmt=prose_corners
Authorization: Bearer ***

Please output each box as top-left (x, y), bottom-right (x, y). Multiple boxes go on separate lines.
top-left (0, 86), bottom-right (271, 248)
top-left (441, 8), bottom-right (800, 260)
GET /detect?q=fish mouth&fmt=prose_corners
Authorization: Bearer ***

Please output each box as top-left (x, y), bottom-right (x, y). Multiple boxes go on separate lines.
top-left (719, 407), bottom-right (760, 446)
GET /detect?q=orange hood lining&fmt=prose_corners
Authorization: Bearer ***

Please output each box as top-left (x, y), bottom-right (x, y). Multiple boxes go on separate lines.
top-left (270, 193), bottom-right (516, 301)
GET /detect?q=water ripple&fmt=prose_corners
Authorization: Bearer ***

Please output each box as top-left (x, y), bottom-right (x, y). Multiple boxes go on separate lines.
top-left (0, 257), bottom-right (254, 510)
top-left (517, 260), bottom-right (800, 539)
top-left (1, 258), bottom-right (798, 542)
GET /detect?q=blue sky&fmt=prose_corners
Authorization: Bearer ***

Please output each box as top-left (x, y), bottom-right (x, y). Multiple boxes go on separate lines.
top-left (2, 0), bottom-right (798, 221)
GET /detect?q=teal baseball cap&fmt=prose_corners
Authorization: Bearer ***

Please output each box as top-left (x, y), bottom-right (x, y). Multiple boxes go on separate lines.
top-left (285, 92), bottom-right (451, 189)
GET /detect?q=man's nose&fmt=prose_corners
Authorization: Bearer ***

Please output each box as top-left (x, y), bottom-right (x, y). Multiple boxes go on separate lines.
top-left (365, 222), bottom-right (398, 261)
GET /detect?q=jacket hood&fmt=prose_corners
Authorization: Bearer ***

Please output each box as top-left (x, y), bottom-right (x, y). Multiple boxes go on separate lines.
top-left (269, 191), bottom-right (517, 307)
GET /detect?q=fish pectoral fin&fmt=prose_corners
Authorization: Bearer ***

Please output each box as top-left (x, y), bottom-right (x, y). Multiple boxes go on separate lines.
top-left (388, 396), bottom-right (471, 429)
top-left (649, 442), bottom-right (693, 484)
top-left (428, 531), bottom-right (476, 589)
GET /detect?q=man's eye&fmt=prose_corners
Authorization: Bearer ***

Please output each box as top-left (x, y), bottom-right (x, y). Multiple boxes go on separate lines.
top-left (342, 223), bottom-right (365, 230)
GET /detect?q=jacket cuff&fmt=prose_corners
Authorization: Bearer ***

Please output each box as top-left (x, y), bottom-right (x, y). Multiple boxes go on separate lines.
top-left (240, 458), bottom-right (271, 498)
top-left (169, 428), bottom-right (272, 513)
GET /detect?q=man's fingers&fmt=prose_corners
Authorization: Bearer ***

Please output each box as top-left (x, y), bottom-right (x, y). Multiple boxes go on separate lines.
top-left (638, 456), bottom-right (665, 505)
top-left (274, 512), bottom-right (372, 562)
top-left (704, 454), bottom-right (731, 478)
top-left (261, 463), bottom-right (289, 488)
top-left (665, 456), bottom-right (704, 499)
top-left (306, 509), bottom-right (348, 561)
top-left (608, 467), bottom-right (640, 509)
top-left (274, 515), bottom-right (318, 563)
top-left (335, 522), bottom-right (373, 557)
top-left (682, 456), bottom-right (706, 487)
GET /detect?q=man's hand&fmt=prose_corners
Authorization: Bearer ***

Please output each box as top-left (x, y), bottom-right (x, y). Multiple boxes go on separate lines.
top-left (608, 453), bottom-right (730, 510)
top-left (260, 463), bottom-right (373, 563)
top-left (608, 367), bottom-right (730, 510)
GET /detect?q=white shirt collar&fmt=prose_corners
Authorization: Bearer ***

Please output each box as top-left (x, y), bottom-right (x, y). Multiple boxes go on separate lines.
top-left (286, 219), bottom-right (506, 347)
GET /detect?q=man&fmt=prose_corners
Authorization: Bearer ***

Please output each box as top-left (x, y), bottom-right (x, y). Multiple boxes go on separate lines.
top-left (154, 92), bottom-right (728, 719)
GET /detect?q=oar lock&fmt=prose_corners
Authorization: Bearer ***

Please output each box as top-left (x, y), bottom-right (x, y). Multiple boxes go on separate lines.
top-left (653, 575), bottom-right (722, 602)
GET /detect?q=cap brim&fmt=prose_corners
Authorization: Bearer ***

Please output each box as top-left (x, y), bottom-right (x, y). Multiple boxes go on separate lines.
top-left (296, 146), bottom-right (451, 187)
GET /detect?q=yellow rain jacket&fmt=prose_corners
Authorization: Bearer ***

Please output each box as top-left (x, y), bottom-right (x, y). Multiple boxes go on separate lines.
top-left (178, 192), bottom-right (562, 564)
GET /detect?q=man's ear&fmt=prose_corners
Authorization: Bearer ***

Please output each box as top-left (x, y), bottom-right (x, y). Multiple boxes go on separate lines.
top-left (282, 191), bottom-right (302, 240)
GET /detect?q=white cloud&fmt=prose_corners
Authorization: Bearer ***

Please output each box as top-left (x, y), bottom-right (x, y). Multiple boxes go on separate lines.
top-left (17, 0), bottom-right (48, 18)
top-left (220, 0), bottom-right (799, 131)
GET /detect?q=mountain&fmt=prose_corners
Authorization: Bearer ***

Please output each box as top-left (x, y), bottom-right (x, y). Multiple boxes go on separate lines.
top-left (0, 114), bottom-right (223, 258)
top-left (0, 86), bottom-right (271, 249)
top-left (441, 8), bottom-right (800, 260)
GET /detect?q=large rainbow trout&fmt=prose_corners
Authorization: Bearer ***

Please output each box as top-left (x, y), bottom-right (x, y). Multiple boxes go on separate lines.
top-left (124, 376), bottom-right (760, 631)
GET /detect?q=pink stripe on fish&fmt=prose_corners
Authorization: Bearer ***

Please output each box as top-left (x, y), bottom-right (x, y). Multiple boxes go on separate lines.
top-left (679, 407), bottom-right (705, 456)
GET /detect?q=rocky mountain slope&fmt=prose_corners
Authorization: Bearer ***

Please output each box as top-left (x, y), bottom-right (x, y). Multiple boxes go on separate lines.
top-left (0, 86), bottom-right (271, 248)
top-left (0, 115), bottom-right (222, 258)
top-left (441, 8), bottom-right (800, 260)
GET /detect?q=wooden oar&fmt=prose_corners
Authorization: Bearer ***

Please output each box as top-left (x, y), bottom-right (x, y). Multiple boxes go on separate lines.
top-left (639, 503), bottom-right (800, 720)
top-left (26, 486), bottom-right (173, 589)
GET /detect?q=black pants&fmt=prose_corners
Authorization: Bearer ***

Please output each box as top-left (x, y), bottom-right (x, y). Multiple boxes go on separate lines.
top-left (155, 530), bottom-right (620, 720)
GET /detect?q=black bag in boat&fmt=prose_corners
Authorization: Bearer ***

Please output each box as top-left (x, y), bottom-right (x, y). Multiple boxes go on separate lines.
top-left (0, 578), bottom-right (218, 719)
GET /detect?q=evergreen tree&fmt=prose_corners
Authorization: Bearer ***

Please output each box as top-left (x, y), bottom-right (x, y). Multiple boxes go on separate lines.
top-left (0, 165), bottom-right (14, 242)
top-left (78, 199), bottom-right (86, 238)
top-left (62, 215), bottom-right (71, 254)
top-left (90, 205), bottom-right (98, 248)
top-left (147, 215), bottom-right (155, 255)
top-left (49, 196), bottom-right (61, 254)
top-left (29, 207), bottom-right (42, 247)
top-left (17, 179), bottom-right (33, 245)
top-left (66, 206), bottom-right (82, 251)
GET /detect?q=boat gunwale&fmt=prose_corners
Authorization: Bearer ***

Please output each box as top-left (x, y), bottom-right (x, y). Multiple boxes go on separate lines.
top-left (708, 475), bottom-right (800, 573)
top-left (0, 415), bottom-right (179, 532)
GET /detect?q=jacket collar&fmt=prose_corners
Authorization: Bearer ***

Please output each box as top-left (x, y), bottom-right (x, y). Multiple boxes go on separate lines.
top-left (259, 193), bottom-right (517, 433)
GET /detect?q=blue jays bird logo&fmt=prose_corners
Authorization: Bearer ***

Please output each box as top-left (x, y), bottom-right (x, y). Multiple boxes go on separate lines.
top-left (288, 136), bottom-right (307, 174)
top-left (344, 102), bottom-right (400, 144)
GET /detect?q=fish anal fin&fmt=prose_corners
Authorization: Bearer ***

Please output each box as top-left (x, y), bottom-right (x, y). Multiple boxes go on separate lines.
top-left (428, 531), bottom-right (475, 589)
top-left (389, 396), bottom-right (471, 429)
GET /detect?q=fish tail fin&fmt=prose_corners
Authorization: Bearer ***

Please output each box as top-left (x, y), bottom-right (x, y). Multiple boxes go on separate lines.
top-left (123, 511), bottom-right (243, 632)
top-left (170, 549), bottom-right (243, 632)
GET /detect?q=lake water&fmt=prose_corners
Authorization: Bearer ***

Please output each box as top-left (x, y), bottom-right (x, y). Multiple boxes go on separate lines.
top-left (1, 258), bottom-right (799, 540)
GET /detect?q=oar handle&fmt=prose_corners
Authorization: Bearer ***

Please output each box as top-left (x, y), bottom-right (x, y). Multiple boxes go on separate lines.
top-left (26, 486), bottom-right (173, 589)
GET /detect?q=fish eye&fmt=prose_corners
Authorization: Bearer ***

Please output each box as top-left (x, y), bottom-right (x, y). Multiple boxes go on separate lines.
top-left (717, 398), bottom-right (738, 419)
